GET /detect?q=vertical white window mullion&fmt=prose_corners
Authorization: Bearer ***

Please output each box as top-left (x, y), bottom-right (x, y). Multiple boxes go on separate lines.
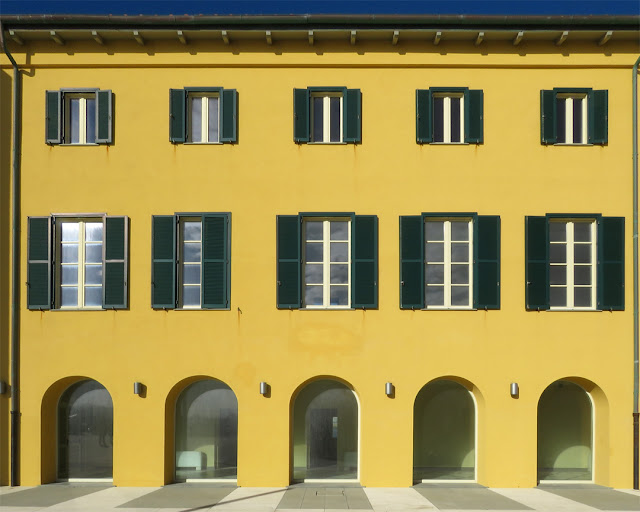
top-left (443, 97), bottom-right (451, 143)
top-left (566, 222), bottom-right (575, 308)
top-left (467, 220), bottom-right (473, 307)
top-left (581, 97), bottom-right (588, 144)
top-left (459, 95), bottom-right (465, 144)
top-left (79, 222), bottom-right (86, 307)
top-left (324, 221), bottom-right (331, 307)
top-left (565, 98), bottom-right (574, 144)
top-left (79, 98), bottom-right (86, 144)
top-left (590, 222), bottom-right (596, 308)
top-left (444, 221), bottom-right (452, 307)
top-left (340, 95), bottom-right (344, 143)
top-left (323, 97), bottom-right (330, 142)
top-left (201, 98), bottom-right (208, 143)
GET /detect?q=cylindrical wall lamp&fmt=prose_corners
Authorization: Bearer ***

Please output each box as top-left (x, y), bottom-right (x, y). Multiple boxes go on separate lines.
top-left (260, 381), bottom-right (269, 396)
top-left (385, 382), bottom-right (395, 397)
top-left (510, 382), bottom-right (519, 398)
top-left (133, 382), bottom-right (145, 396)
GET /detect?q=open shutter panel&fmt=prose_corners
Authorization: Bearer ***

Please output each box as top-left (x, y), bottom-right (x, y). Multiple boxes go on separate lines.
top-left (540, 90), bottom-right (556, 144)
top-left (27, 217), bottom-right (52, 309)
top-left (277, 215), bottom-right (301, 308)
top-left (525, 216), bottom-right (549, 310)
top-left (416, 89), bottom-right (432, 143)
top-left (474, 215), bottom-right (500, 309)
top-left (220, 89), bottom-right (238, 143)
top-left (95, 89), bottom-right (113, 144)
top-left (588, 89), bottom-right (608, 145)
top-left (598, 216), bottom-right (624, 310)
top-left (104, 216), bottom-right (128, 309)
top-left (400, 216), bottom-right (424, 309)
top-left (293, 88), bottom-right (310, 143)
top-left (152, 215), bottom-right (176, 308)
top-left (352, 215), bottom-right (378, 308)
top-left (466, 89), bottom-right (484, 144)
top-left (45, 90), bottom-right (62, 144)
top-left (169, 89), bottom-right (187, 143)
top-left (344, 88), bottom-right (362, 143)
top-left (202, 214), bottom-right (229, 308)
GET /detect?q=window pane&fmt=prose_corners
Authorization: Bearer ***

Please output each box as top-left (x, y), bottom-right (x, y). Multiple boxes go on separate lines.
top-left (312, 97), bottom-right (324, 142)
top-left (451, 243), bottom-right (469, 262)
top-left (330, 221), bottom-right (348, 240)
top-left (330, 264), bottom-right (348, 284)
top-left (329, 96), bottom-right (341, 143)
top-left (550, 287), bottom-right (567, 307)
top-left (451, 285), bottom-right (469, 306)
top-left (550, 265), bottom-right (567, 285)
top-left (183, 221), bottom-right (202, 241)
top-left (85, 222), bottom-right (103, 242)
top-left (86, 97), bottom-right (96, 143)
top-left (183, 243), bottom-right (202, 262)
top-left (450, 97), bottom-right (461, 143)
top-left (425, 286), bottom-right (444, 306)
top-left (572, 98), bottom-right (582, 144)
top-left (305, 285), bottom-right (323, 306)
top-left (183, 265), bottom-right (201, 285)
top-left (330, 242), bottom-right (348, 262)
top-left (330, 286), bottom-right (348, 306)
top-left (574, 266), bottom-right (592, 286)
top-left (305, 264), bottom-right (323, 284)
top-left (61, 265), bottom-right (78, 285)
top-left (61, 287), bottom-right (78, 307)
top-left (208, 97), bottom-right (219, 143)
top-left (183, 286), bottom-right (201, 307)
top-left (85, 265), bottom-right (103, 285)
top-left (425, 242), bottom-right (444, 262)
top-left (70, 97), bottom-right (80, 144)
top-left (556, 97), bottom-right (566, 143)
top-left (574, 245), bottom-right (591, 264)
top-left (425, 221), bottom-right (444, 241)
top-left (433, 97), bottom-right (444, 142)
top-left (84, 287), bottom-right (102, 307)
top-left (549, 244), bottom-right (566, 263)
top-left (549, 223), bottom-right (566, 242)
top-left (451, 265), bottom-right (469, 285)
top-left (305, 221), bottom-right (323, 241)
top-left (450, 221), bottom-right (469, 241)
top-left (61, 223), bottom-right (79, 242)
top-left (574, 223), bottom-right (591, 242)
top-left (85, 244), bottom-right (103, 263)
top-left (425, 264), bottom-right (444, 285)
top-left (574, 287), bottom-right (592, 308)
top-left (61, 244), bottom-right (78, 263)
top-left (191, 97), bottom-right (202, 142)
top-left (305, 243), bottom-right (323, 262)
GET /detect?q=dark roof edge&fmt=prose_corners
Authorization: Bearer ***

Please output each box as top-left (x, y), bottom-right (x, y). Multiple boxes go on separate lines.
top-left (1, 14), bottom-right (639, 31)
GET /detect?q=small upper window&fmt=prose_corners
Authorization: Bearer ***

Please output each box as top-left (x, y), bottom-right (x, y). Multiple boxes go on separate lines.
top-left (432, 93), bottom-right (464, 144)
top-left (555, 94), bottom-right (587, 144)
top-left (311, 93), bottom-right (342, 143)
top-left (65, 93), bottom-right (96, 144)
top-left (188, 94), bottom-right (220, 144)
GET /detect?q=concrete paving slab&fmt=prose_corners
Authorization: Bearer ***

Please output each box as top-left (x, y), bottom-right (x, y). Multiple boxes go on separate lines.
top-left (0, 484), bottom-right (111, 508)
top-left (213, 487), bottom-right (287, 510)
top-left (414, 485), bottom-right (533, 510)
top-left (364, 487), bottom-right (436, 511)
top-left (47, 487), bottom-right (158, 511)
top-left (116, 484), bottom-right (235, 509)
top-left (538, 485), bottom-right (640, 511)
top-left (491, 488), bottom-right (597, 512)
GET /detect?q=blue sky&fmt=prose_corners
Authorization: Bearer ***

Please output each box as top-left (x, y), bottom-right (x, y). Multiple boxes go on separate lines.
top-left (1, 1), bottom-right (639, 16)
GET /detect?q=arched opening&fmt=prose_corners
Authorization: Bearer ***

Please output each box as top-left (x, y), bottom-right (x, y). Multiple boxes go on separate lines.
top-left (57, 379), bottom-right (113, 480)
top-left (538, 380), bottom-right (593, 481)
top-left (174, 379), bottom-right (238, 482)
top-left (292, 379), bottom-right (359, 482)
top-left (413, 379), bottom-right (476, 482)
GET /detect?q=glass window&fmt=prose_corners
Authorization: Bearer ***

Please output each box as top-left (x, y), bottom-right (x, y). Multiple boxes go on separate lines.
top-left (556, 94), bottom-right (587, 144)
top-left (310, 93), bottom-right (342, 143)
top-left (65, 93), bottom-right (96, 144)
top-left (189, 94), bottom-right (220, 143)
top-left (433, 93), bottom-right (464, 143)
top-left (180, 218), bottom-right (202, 308)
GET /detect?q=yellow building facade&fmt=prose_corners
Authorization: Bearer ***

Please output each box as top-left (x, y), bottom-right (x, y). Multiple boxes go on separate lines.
top-left (1, 15), bottom-right (639, 489)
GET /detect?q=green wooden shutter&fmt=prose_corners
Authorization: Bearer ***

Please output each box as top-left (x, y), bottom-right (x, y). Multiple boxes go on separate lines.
top-left (540, 90), bottom-right (556, 144)
top-left (293, 88), bottom-right (310, 143)
top-left (525, 216), bottom-right (549, 310)
top-left (27, 216), bottom-right (52, 309)
top-left (598, 216), bottom-right (624, 310)
top-left (277, 215), bottom-right (301, 308)
top-left (95, 89), bottom-right (113, 144)
top-left (152, 215), bottom-right (176, 308)
top-left (169, 89), bottom-right (187, 143)
top-left (202, 214), bottom-right (229, 308)
top-left (474, 215), bottom-right (500, 309)
top-left (588, 89), bottom-right (608, 145)
top-left (465, 89), bottom-right (484, 144)
top-left (220, 89), bottom-right (238, 143)
top-left (416, 89), bottom-right (432, 143)
top-left (344, 88), bottom-right (362, 143)
top-left (400, 216), bottom-right (424, 309)
top-left (352, 215), bottom-right (378, 308)
top-left (103, 216), bottom-right (128, 309)
top-left (45, 90), bottom-right (62, 144)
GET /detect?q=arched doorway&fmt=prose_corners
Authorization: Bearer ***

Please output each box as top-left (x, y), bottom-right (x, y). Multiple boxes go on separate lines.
top-left (174, 379), bottom-right (238, 481)
top-left (538, 380), bottom-right (593, 481)
top-left (292, 379), bottom-right (359, 482)
top-left (57, 379), bottom-right (113, 480)
top-left (413, 379), bottom-right (476, 481)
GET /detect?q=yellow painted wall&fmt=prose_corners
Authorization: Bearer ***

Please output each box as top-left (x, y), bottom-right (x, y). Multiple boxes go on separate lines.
top-left (1, 36), bottom-right (638, 488)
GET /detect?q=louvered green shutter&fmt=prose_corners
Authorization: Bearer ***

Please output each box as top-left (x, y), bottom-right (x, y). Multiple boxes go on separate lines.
top-left (202, 214), bottom-right (229, 308)
top-left (400, 216), bottom-right (424, 309)
top-left (466, 89), bottom-right (484, 144)
top-left (352, 215), bottom-right (378, 308)
top-left (169, 89), bottom-right (187, 143)
top-left (474, 215), bottom-right (500, 309)
top-left (45, 90), bottom-right (62, 144)
top-left (152, 215), bottom-right (176, 308)
top-left (96, 89), bottom-right (113, 144)
top-left (27, 217), bottom-right (52, 309)
top-left (293, 89), bottom-right (310, 143)
top-left (525, 216), bottom-right (549, 310)
top-left (103, 216), bottom-right (127, 309)
top-left (277, 215), bottom-right (301, 308)
top-left (221, 89), bottom-right (238, 143)
top-left (540, 90), bottom-right (556, 144)
top-left (344, 88), bottom-right (362, 143)
top-left (416, 89), bottom-right (432, 143)
top-left (588, 89), bottom-right (608, 145)
top-left (598, 216), bottom-right (624, 310)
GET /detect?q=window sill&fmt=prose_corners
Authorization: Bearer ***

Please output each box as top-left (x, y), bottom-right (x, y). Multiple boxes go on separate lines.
top-left (422, 307), bottom-right (475, 311)
top-left (58, 143), bottom-right (99, 146)
top-left (54, 307), bottom-right (105, 311)
top-left (552, 143), bottom-right (593, 147)
top-left (428, 142), bottom-right (469, 145)
top-left (301, 307), bottom-right (354, 311)
top-left (155, 307), bottom-right (231, 311)
top-left (184, 142), bottom-right (223, 145)
top-left (307, 142), bottom-right (347, 145)
top-left (548, 307), bottom-right (598, 312)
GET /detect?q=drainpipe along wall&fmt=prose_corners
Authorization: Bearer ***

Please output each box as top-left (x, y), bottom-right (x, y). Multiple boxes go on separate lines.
top-left (1, 22), bottom-right (21, 487)
top-left (633, 54), bottom-right (640, 491)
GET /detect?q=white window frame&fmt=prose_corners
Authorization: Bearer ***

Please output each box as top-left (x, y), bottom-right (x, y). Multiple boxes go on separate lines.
top-left (303, 217), bottom-right (351, 309)
top-left (424, 218), bottom-right (473, 310)
top-left (556, 93), bottom-right (588, 145)
top-left (310, 92), bottom-right (343, 144)
top-left (549, 220), bottom-right (596, 310)
top-left (187, 93), bottom-right (220, 144)
top-left (178, 217), bottom-right (203, 309)
top-left (64, 92), bottom-right (96, 145)
top-left (432, 93), bottom-right (464, 144)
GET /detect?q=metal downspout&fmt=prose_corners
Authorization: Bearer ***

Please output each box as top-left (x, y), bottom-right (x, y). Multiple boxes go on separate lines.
top-left (633, 54), bottom-right (640, 491)
top-left (1, 22), bottom-right (21, 488)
